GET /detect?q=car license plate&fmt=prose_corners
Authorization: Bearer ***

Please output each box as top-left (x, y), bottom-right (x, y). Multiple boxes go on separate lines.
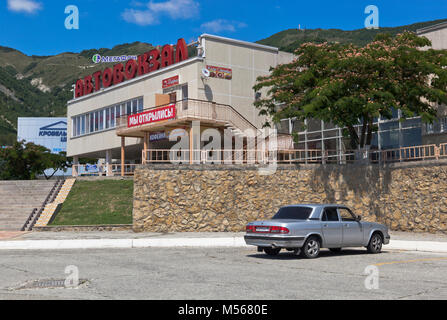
top-left (256, 227), bottom-right (270, 232)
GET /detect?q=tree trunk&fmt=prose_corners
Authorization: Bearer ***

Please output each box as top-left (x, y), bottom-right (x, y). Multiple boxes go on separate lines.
top-left (366, 117), bottom-right (373, 146)
top-left (347, 125), bottom-right (359, 150)
top-left (359, 116), bottom-right (368, 148)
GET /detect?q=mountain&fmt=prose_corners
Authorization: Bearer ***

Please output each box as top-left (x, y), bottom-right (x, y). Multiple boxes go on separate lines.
top-left (0, 41), bottom-right (154, 146)
top-left (257, 18), bottom-right (447, 52)
top-left (0, 18), bottom-right (446, 146)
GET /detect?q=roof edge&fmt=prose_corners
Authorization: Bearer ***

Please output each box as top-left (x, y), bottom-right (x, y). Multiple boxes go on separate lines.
top-left (200, 34), bottom-right (279, 52)
top-left (417, 21), bottom-right (447, 35)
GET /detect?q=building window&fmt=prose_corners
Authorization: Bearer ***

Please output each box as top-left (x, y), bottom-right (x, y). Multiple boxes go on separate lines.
top-left (71, 97), bottom-right (143, 137)
top-left (138, 98), bottom-right (144, 112)
top-left (441, 117), bottom-right (447, 133)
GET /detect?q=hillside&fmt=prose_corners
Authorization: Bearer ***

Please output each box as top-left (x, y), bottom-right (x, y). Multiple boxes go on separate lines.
top-left (0, 41), bottom-right (154, 146)
top-left (0, 18), bottom-right (446, 146)
top-left (257, 18), bottom-right (447, 52)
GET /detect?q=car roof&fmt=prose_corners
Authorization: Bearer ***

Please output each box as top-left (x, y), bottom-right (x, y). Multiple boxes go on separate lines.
top-left (281, 204), bottom-right (347, 209)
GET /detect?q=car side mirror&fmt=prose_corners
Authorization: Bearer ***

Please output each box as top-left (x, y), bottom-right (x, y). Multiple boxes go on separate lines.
top-left (357, 215), bottom-right (362, 221)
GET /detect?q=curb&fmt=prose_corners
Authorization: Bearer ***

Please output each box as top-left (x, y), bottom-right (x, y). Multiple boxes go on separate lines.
top-left (0, 238), bottom-right (446, 253)
top-left (0, 237), bottom-right (247, 250)
top-left (386, 240), bottom-right (447, 253)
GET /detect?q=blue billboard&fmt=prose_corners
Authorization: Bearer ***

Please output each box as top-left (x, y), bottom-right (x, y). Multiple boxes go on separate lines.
top-left (17, 117), bottom-right (69, 176)
top-left (17, 117), bottom-right (67, 154)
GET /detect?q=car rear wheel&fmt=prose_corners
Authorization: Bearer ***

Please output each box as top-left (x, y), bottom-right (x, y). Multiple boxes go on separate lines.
top-left (301, 236), bottom-right (320, 259)
top-left (264, 248), bottom-right (281, 256)
top-left (367, 233), bottom-right (383, 254)
top-left (329, 248), bottom-right (342, 253)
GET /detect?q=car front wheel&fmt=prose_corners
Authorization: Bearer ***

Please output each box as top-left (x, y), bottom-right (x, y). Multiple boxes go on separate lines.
top-left (367, 233), bottom-right (383, 254)
top-left (301, 236), bottom-right (320, 259)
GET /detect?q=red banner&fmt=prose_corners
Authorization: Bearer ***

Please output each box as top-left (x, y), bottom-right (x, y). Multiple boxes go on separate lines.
top-left (127, 104), bottom-right (176, 128)
top-left (162, 75), bottom-right (179, 88)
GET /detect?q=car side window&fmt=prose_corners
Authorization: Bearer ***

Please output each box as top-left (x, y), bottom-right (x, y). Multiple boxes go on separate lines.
top-left (339, 208), bottom-right (357, 221)
top-left (322, 207), bottom-right (339, 221)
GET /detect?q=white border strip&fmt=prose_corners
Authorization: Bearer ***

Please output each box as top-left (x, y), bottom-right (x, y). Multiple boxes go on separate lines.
top-left (0, 237), bottom-right (248, 250)
top-left (1, 238), bottom-right (446, 252)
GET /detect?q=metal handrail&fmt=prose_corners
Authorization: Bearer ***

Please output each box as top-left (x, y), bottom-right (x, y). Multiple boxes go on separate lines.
top-left (116, 98), bottom-right (257, 133)
top-left (28, 179), bottom-right (64, 231)
top-left (71, 163), bottom-right (139, 176)
top-left (141, 144), bottom-right (444, 165)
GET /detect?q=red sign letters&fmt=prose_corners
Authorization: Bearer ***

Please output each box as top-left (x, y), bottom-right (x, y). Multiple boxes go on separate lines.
top-left (127, 104), bottom-right (176, 128)
top-left (75, 38), bottom-right (189, 98)
top-left (162, 75), bottom-right (180, 89)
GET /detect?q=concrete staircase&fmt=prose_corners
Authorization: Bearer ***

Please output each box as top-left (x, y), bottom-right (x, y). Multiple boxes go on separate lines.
top-left (35, 178), bottom-right (76, 227)
top-left (0, 180), bottom-right (59, 231)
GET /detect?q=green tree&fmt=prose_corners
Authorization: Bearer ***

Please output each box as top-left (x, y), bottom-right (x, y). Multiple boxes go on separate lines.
top-left (253, 32), bottom-right (447, 150)
top-left (0, 141), bottom-right (53, 180)
top-left (0, 141), bottom-right (93, 180)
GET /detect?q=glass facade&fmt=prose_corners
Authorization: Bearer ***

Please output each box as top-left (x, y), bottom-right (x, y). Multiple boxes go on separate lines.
top-left (423, 116), bottom-right (447, 135)
top-left (278, 109), bottom-right (424, 157)
top-left (72, 97), bottom-right (143, 138)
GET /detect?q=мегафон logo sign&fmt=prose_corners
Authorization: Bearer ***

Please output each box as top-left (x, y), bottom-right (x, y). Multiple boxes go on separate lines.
top-left (92, 54), bottom-right (137, 64)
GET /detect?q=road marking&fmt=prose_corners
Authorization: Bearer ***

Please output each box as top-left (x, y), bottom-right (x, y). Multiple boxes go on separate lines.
top-left (374, 257), bottom-right (447, 267)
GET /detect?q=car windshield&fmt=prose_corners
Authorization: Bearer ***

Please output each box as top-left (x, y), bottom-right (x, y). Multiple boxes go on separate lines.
top-left (272, 206), bottom-right (313, 220)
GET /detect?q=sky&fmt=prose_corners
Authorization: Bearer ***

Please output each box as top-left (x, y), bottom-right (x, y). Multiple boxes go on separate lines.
top-left (0, 0), bottom-right (446, 56)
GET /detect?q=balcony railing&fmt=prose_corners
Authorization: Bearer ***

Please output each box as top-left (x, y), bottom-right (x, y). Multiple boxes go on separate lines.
top-left (116, 99), bottom-right (257, 134)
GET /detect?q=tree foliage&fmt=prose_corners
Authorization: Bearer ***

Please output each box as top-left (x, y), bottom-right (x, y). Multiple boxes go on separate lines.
top-left (253, 32), bottom-right (447, 149)
top-left (0, 140), bottom-right (92, 180)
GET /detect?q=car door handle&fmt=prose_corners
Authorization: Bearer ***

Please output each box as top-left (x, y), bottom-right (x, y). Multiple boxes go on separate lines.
top-left (323, 224), bottom-right (328, 227)
top-left (344, 224), bottom-right (349, 227)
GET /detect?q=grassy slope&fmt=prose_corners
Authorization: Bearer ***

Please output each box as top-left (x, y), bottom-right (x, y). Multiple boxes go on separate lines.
top-left (50, 180), bottom-right (133, 225)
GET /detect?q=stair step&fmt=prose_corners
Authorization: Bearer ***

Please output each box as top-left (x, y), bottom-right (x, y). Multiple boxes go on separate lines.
top-left (0, 180), bottom-right (63, 231)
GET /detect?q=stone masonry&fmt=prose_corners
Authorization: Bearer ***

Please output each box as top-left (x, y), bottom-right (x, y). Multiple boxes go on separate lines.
top-left (133, 161), bottom-right (447, 233)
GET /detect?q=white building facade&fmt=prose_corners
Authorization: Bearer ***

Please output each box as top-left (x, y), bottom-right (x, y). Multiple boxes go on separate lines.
top-left (67, 34), bottom-right (294, 175)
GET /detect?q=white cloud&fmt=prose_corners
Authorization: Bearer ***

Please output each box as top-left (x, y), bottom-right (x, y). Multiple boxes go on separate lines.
top-left (200, 19), bottom-right (247, 33)
top-left (149, 0), bottom-right (199, 19)
top-left (122, 8), bottom-right (158, 26)
top-left (122, 0), bottom-right (199, 26)
top-left (7, 0), bottom-right (42, 14)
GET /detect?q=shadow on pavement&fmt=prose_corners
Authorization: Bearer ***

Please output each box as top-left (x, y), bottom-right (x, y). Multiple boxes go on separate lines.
top-left (247, 248), bottom-right (392, 260)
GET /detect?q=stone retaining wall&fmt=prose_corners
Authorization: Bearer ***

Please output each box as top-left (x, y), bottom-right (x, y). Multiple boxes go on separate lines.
top-left (133, 161), bottom-right (447, 233)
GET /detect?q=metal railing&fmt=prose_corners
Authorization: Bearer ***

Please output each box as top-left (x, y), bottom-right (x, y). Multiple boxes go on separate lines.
top-left (70, 143), bottom-right (447, 177)
top-left (116, 99), bottom-right (257, 133)
top-left (440, 143), bottom-right (447, 159)
top-left (141, 144), bottom-right (446, 165)
top-left (71, 164), bottom-right (138, 177)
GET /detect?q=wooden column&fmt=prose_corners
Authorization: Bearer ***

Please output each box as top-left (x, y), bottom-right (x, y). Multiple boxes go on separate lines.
top-left (105, 150), bottom-right (112, 176)
top-left (189, 126), bottom-right (193, 164)
top-left (143, 132), bottom-right (148, 164)
top-left (72, 156), bottom-right (79, 177)
top-left (121, 136), bottom-right (125, 177)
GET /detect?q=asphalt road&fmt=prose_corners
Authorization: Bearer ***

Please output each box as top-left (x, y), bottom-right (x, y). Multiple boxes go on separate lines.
top-left (1, 247), bottom-right (447, 299)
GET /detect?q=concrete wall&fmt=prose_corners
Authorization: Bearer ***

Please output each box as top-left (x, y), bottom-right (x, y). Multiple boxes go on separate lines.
top-left (419, 24), bottom-right (447, 50)
top-left (199, 36), bottom-right (294, 128)
top-left (133, 162), bottom-right (447, 233)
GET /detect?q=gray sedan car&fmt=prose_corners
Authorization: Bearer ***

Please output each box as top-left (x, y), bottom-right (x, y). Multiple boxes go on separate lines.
top-left (244, 204), bottom-right (390, 259)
